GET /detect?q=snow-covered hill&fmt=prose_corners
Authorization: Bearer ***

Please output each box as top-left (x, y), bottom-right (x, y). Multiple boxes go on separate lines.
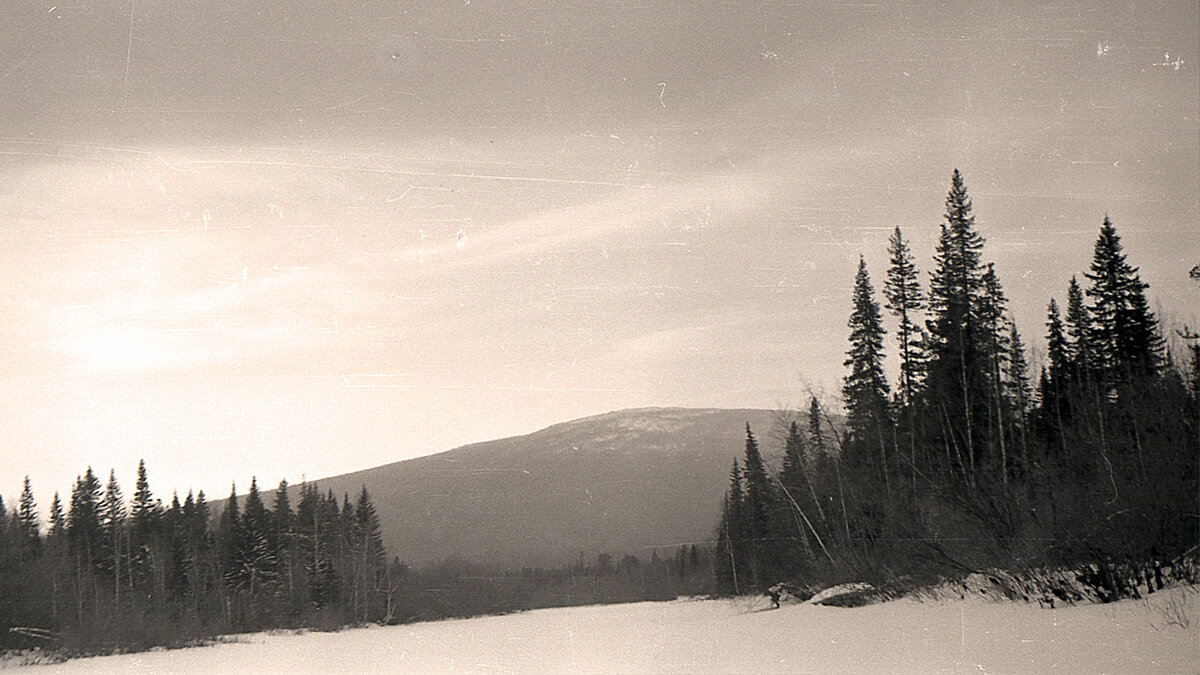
top-left (14, 588), bottom-right (1196, 673)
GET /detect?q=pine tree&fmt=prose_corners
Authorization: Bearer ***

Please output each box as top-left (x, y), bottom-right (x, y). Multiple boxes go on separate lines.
top-left (779, 421), bottom-right (806, 495)
top-left (188, 490), bottom-right (213, 604)
top-left (301, 484), bottom-right (339, 609)
top-left (741, 424), bottom-right (775, 539)
top-left (977, 264), bottom-right (1012, 482)
top-left (884, 226), bottom-right (926, 407)
top-left (1006, 318), bottom-right (1033, 476)
top-left (807, 397), bottom-right (826, 455)
top-left (1045, 299), bottom-right (1069, 388)
top-left (1037, 298), bottom-right (1072, 456)
top-left (180, 491), bottom-right (205, 604)
top-left (17, 475), bottom-right (40, 548)
top-left (128, 460), bottom-right (160, 592)
top-left (1064, 276), bottom-right (1092, 385)
top-left (273, 479), bottom-right (297, 599)
top-left (339, 493), bottom-right (356, 558)
top-left (740, 424), bottom-right (778, 588)
top-left (714, 459), bottom-right (745, 594)
top-left (242, 478), bottom-right (269, 534)
top-left (100, 470), bottom-right (126, 603)
top-left (777, 419), bottom-right (827, 566)
top-left (49, 492), bottom-right (66, 539)
top-left (724, 459), bottom-right (745, 549)
top-left (978, 265), bottom-right (1010, 375)
top-left (223, 484), bottom-right (240, 531)
top-left (68, 468), bottom-right (104, 573)
top-left (843, 257), bottom-right (892, 484)
top-left (780, 420), bottom-right (824, 524)
top-left (195, 490), bottom-right (210, 526)
top-left (46, 491), bottom-right (69, 625)
top-left (353, 486), bottom-right (387, 621)
top-left (240, 478), bottom-right (276, 595)
top-left (219, 482), bottom-right (244, 591)
top-left (129, 459), bottom-right (158, 549)
top-left (925, 169), bottom-right (987, 485)
top-left (1084, 217), bottom-right (1162, 388)
top-left (164, 492), bottom-right (189, 600)
top-left (273, 480), bottom-right (293, 539)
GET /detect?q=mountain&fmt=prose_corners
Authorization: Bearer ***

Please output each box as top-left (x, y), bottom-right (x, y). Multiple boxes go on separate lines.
top-left (294, 407), bottom-right (783, 568)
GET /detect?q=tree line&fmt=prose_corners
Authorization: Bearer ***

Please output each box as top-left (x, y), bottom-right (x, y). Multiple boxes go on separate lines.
top-left (0, 462), bottom-right (393, 653)
top-left (386, 546), bottom-right (714, 622)
top-left (716, 170), bottom-right (1199, 600)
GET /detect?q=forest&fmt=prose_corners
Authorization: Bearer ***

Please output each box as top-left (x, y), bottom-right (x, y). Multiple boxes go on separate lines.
top-left (716, 170), bottom-right (1199, 603)
top-left (0, 469), bottom-right (400, 652)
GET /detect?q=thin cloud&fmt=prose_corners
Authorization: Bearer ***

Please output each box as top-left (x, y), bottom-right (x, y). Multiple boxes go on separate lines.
top-left (39, 247), bottom-right (340, 375)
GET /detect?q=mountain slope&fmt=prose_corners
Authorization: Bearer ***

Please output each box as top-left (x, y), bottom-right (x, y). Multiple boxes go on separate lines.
top-left (301, 407), bottom-right (782, 568)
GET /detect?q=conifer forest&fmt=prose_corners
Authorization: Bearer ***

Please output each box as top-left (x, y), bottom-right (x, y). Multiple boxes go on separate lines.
top-left (715, 170), bottom-right (1198, 601)
top-left (0, 464), bottom-right (400, 652)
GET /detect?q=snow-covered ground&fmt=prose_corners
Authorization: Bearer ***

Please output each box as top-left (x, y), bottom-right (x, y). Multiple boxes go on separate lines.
top-left (10, 588), bottom-right (1198, 673)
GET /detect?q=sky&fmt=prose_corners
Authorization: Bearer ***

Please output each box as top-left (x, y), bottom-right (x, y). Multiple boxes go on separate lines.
top-left (1, 1), bottom-right (1197, 507)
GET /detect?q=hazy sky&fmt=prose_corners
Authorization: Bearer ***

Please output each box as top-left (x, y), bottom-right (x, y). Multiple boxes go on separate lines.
top-left (2, 1), bottom-right (1197, 506)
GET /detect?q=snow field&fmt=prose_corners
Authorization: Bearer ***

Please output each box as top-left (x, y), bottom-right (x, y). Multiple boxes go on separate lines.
top-left (13, 587), bottom-right (1199, 674)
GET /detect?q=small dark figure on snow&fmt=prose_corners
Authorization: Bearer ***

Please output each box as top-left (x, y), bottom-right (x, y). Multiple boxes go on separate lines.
top-left (767, 584), bottom-right (783, 608)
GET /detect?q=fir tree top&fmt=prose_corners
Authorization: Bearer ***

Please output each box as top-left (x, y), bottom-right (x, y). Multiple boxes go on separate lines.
top-left (1083, 216), bottom-right (1161, 380)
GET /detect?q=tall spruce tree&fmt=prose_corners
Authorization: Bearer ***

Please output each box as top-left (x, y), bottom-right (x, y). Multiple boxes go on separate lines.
top-left (1064, 276), bottom-right (1092, 385)
top-left (273, 479), bottom-right (297, 599)
top-left (273, 480), bottom-right (293, 539)
top-left (128, 460), bottom-right (160, 592)
top-left (241, 478), bottom-right (269, 536)
top-left (977, 264), bottom-right (1012, 482)
top-left (17, 476), bottom-right (39, 547)
top-left (100, 470), bottom-right (126, 603)
top-left (129, 460), bottom-right (158, 549)
top-left (1083, 216), bottom-right (1162, 388)
top-left (715, 459), bottom-right (746, 594)
top-left (843, 257), bottom-right (892, 483)
top-left (49, 492), bottom-right (65, 539)
top-left (1039, 298), bottom-right (1072, 453)
top-left (884, 226), bottom-right (926, 407)
top-left (1045, 299), bottom-right (1069, 389)
top-left (780, 420), bottom-right (824, 524)
top-left (741, 424), bottom-right (776, 568)
top-left (68, 468), bottom-right (104, 573)
top-left (779, 420), bottom-right (806, 496)
top-left (240, 478), bottom-right (277, 595)
top-left (807, 397), bottom-right (826, 455)
top-left (978, 265), bottom-right (1010, 379)
top-left (353, 486), bottom-right (387, 621)
top-left (1006, 318), bottom-right (1033, 475)
top-left (219, 482), bottom-right (243, 590)
top-left (925, 169), bottom-right (988, 484)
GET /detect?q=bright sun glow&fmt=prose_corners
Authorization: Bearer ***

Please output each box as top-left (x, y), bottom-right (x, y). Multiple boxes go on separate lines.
top-left (62, 326), bottom-right (180, 374)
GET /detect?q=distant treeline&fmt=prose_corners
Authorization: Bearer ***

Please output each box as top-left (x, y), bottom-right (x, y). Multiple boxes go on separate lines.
top-left (716, 170), bottom-right (1199, 600)
top-left (0, 467), bottom-right (395, 654)
top-left (389, 548), bottom-right (714, 622)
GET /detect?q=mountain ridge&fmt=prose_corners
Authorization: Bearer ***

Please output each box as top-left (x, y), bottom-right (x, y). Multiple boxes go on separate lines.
top-left (277, 407), bottom-right (785, 568)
